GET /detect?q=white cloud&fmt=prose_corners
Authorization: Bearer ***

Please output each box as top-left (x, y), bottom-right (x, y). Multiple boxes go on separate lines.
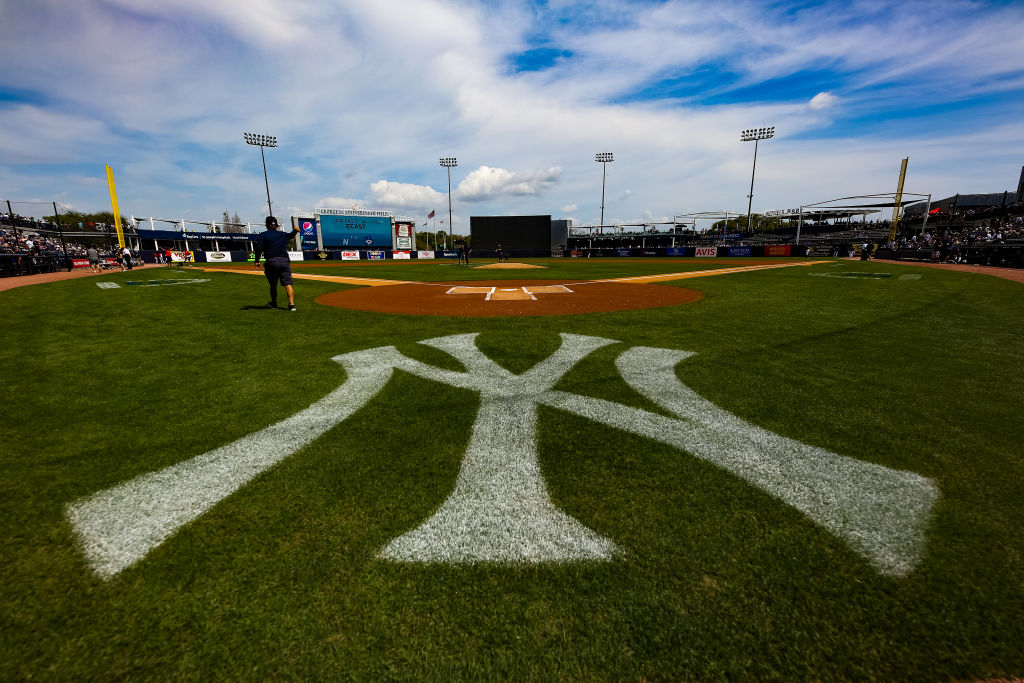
top-left (368, 180), bottom-right (445, 209)
top-left (561, 204), bottom-right (578, 213)
top-left (456, 166), bottom-right (564, 202)
top-left (809, 92), bottom-right (839, 110)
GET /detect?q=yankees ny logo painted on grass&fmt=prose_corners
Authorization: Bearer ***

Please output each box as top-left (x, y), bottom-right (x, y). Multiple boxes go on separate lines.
top-left (67, 334), bottom-right (938, 579)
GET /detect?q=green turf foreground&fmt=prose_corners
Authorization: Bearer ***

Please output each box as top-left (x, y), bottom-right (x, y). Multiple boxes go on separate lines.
top-left (1, 259), bottom-right (1022, 680)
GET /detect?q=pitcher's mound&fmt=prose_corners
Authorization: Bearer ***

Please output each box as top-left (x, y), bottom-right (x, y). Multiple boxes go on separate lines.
top-left (473, 262), bottom-right (546, 269)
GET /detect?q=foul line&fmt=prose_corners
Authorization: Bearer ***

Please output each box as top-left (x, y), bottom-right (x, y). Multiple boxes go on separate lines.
top-left (593, 261), bottom-right (821, 285)
top-left (201, 260), bottom-right (821, 289)
top-left (197, 267), bottom-right (412, 286)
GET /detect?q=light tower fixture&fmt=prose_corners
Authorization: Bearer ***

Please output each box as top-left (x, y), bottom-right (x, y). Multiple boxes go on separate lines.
top-left (440, 157), bottom-right (457, 249)
top-left (740, 126), bottom-right (774, 234)
top-left (244, 132), bottom-right (278, 217)
top-left (595, 152), bottom-right (614, 229)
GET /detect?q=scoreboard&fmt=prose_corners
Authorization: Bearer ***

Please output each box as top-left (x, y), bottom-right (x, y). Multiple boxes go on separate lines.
top-left (470, 215), bottom-right (553, 255)
top-left (318, 213), bottom-right (393, 248)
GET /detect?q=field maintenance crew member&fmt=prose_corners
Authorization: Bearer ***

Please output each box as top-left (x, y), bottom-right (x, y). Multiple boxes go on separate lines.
top-left (253, 216), bottom-right (299, 311)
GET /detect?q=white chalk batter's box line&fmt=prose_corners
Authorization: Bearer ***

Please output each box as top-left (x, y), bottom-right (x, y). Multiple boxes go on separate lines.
top-left (445, 285), bottom-right (574, 301)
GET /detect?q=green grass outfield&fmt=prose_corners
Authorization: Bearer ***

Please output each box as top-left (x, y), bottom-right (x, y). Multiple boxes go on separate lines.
top-left (2, 257), bottom-right (1022, 680)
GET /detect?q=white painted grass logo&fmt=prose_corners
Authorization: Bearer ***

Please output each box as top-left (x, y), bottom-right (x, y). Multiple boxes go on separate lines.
top-left (66, 334), bottom-right (938, 579)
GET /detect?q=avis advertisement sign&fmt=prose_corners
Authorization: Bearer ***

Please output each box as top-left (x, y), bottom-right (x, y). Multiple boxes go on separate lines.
top-left (695, 247), bottom-right (717, 257)
top-left (170, 251), bottom-right (194, 262)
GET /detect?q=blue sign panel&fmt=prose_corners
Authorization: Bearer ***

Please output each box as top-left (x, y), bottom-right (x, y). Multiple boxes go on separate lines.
top-left (616, 249), bottom-right (632, 257)
top-left (367, 250), bottom-right (386, 260)
top-left (665, 247), bottom-right (687, 256)
top-left (319, 214), bottom-right (392, 248)
top-left (728, 246), bottom-right (752, 257)
top-left (298, 218), bottom-right (318, 250)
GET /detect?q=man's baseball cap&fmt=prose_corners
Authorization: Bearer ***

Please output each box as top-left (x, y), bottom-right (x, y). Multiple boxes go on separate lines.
top-left (266, 216), bottom-right (279, 228)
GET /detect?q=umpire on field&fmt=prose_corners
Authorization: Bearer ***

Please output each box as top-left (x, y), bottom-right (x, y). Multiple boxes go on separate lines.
top-left (253, 216), bottom-right (299, 311)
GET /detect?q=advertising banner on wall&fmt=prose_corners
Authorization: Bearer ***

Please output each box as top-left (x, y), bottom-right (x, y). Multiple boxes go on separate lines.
top-left (393, 222), bottom-right (414, 250)
top-left (392, 251), bottom-right (411, 259)
top-left (616, 249), bottom-right (632, 257)
top-left (205, 251), bottom-right (232, 263)
top-left (695, 247), bottom-right (717, 257)
top-left (417, 251), bottom-right (434, 259)
top-left (728, 246), bottom-right (752, 257)
top-left (665, 247), bottom-right (687, 256)
top-left (367, 250), bottom-right (386, 260)
top-left (341, 250), bottom-right (360, 261)
top-left (286, 251), bottom-right (304, 261)
top-left (298, 218), bottom-right (318, 250)
top-left (170, 251), bottom-right (194, 262)
top-left (764, 245), bottom-right (792, 256)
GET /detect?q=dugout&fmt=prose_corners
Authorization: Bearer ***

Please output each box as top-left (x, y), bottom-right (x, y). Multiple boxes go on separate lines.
top-left (470, 215), bottom-right (565, 258)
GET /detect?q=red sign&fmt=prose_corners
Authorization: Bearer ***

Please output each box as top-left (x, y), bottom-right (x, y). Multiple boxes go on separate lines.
top-left (764, 245), bottom-right (791, 256)
top-left (695, 247), bottom-right (717, 257)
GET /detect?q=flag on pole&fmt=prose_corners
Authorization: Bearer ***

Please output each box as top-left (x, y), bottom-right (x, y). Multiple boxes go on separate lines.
top-left (427, 209), bottom-right (436, 219)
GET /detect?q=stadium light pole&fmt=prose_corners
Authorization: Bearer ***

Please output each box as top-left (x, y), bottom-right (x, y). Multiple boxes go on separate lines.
top-left (244, 133), bottom-right (278, 217)
top-left (440, 157), bottom-right (457, 249)
top-left (595, 152), bottom-right (613, 230)
top-left (740, 127), bottom-right (774, 233)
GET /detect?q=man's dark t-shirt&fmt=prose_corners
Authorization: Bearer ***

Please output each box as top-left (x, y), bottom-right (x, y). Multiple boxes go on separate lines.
top-left (254, 227), bottom-right (299, 262)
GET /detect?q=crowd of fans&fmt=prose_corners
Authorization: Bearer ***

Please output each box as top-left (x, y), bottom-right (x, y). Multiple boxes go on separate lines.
top-left (886, 216), bottom-right (1024, 262)
top-left (1, 225), bottom-right (144, 276)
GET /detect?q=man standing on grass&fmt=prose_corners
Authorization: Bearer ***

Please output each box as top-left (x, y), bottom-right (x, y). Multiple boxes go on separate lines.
top-left (253, 216), bottom-right (299, 311)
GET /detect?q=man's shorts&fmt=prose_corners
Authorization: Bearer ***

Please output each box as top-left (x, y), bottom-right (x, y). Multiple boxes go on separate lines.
top-left (264, 256), bottom-right (293, 285)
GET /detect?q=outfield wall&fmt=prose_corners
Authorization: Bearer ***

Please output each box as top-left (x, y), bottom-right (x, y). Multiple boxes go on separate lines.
top-left (135, 245), bottom-right (812, 263)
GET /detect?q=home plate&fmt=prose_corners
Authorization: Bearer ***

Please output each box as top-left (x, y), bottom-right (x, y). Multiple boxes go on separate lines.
top-left (446, 285), bottom-right (573, 301)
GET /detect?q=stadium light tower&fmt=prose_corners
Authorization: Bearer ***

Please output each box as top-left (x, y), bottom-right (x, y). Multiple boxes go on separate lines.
top-left (244, 132), bottom-right (278, 217)
top-left (440, 157), bottom-right (457, 249)
top-left (595, 152), bottom-right (614, 229)
top-left (740, 126), bottom-right (774, 233)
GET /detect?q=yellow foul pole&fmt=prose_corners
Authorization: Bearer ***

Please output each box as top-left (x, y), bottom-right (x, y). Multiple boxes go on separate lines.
top-left (105, 165), bottom-right (126, 248)
top-left (888, 157), bottom-right (908, 244)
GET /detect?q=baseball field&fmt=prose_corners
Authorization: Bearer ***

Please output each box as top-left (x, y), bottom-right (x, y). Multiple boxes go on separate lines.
top-left (2, 256), bottom-right (1022, 680)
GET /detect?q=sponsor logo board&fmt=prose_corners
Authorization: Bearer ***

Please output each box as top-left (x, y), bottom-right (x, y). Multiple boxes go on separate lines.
top-left (367, 250), bottom-right (386, 260)
top-left (170, 251), bottom-right (194, 262)
top-left (392, 251), bottom-right (411, 260)
top-left (728, 246), bottom-right (752, 257)
top-left (417, 251), bottom-right (434, 259)
top-left (341, 250), bottom-right (360, 261)
top-left (765, 245), bottom-right (792, 256)
top-left (206, 251), bottom-right (231, 262)
top-left (695, 247), bottom-right (717, 257)
top-left (286, 251), bottom-right (304, 261)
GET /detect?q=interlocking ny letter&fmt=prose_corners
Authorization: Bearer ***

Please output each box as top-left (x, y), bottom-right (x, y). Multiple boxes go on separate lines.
top-left (67, 334), bottom-right (937, 579)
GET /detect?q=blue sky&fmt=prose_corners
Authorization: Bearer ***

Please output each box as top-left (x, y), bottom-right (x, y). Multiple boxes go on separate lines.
top-left (1, 0), bottom-right (1022, 231)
